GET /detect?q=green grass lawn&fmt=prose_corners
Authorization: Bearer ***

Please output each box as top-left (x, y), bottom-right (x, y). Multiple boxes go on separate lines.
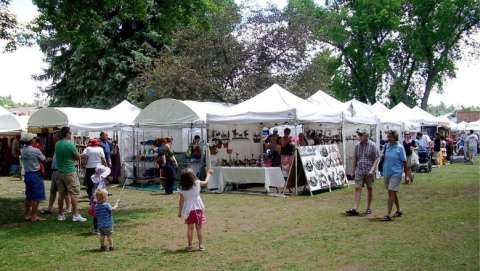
top-left (0, 162), bottom-right (479, 271)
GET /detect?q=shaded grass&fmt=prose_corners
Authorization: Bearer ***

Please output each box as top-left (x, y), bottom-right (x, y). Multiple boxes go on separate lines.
top-left (0, 162), bottom-right (478, 271)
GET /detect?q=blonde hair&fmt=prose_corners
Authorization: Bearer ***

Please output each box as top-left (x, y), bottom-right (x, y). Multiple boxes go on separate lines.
top-left (95, 189), bottom-right (108, 203)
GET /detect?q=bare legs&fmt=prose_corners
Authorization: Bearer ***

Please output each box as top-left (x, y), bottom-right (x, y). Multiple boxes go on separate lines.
top-left (58, 192), bottom-right (79, 216)
top-left (186, 224), bottom-right (204, 249)
top-left (354, 187), bottom-right (373, 211)
top-left (24, 201), bottom-right (31, 220)
top-left (48, 193), bottom-right (71, 212)
top-left (387, 190), bottom-right (400, 217)
top-left (187, 224), bottom-right (194, 247)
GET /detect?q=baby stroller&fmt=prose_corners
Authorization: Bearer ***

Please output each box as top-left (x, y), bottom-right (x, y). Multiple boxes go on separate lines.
top-left (416, 148), bottom-right (432, 173)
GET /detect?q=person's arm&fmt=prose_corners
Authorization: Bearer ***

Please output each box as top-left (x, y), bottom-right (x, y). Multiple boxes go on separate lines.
top-left (369, 147), bottom-right (380, 176)
top-left (112, 200), bottom-right (119, 210)
top-left (36, 149), bottom-right (46, 162)
top-left (99, 148), bottom-right (107, 166)
top-left (178, 193), bottom-right (184, 218)
top-left (198, 169), bottom-right (214, 186)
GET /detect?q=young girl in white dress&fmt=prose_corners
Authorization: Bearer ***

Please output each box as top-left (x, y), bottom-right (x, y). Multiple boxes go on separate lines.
top-left (178, 168), bottom-right (213, 252)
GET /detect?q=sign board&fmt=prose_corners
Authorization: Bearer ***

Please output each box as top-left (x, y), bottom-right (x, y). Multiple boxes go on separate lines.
top-left (287, 144), bottom-right (347, 192)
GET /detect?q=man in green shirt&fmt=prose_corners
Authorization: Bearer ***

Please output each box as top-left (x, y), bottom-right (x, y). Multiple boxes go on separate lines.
top-left (55, 127), bottom-right (87, 222)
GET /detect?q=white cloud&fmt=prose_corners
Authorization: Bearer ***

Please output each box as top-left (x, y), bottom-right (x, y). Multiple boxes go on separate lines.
top-left (1, 0), bottom-right (479, 107)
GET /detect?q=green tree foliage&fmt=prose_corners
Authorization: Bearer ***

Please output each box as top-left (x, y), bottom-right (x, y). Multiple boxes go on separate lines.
top-left (0, 95), bottom-right (15, 108)
top-left (0, 0), bottom-right (17, 52)
top-left (31, 0), bottom-right (215, 108)
top-left (289, 0), bottom-right (480, 108)
top-left (130, 1), bottom-right (313, 105)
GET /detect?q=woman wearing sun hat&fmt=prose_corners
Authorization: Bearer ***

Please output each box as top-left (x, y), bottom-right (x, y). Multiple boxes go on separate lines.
top-left (81, 138), bottom-right (107, 200)
top-left (21, 133), bottom-right (47, 222)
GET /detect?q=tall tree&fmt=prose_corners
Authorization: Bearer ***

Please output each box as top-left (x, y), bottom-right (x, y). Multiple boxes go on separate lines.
top-left (31, 0), bottom-right (215, 108)
top-left (0, 0), bottom-right (17, 52)
top-left (288, 0), bottom-right (480, 108)
top-left (131, 1), bottom-right (313, 105)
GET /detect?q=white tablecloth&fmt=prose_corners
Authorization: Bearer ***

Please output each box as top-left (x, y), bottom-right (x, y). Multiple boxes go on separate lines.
top-left (208, 167), bottom-right (285, 193)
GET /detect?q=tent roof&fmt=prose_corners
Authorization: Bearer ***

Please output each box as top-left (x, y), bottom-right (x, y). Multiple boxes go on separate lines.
top-left (0, 106), bottom-right (25, 133)
top-left (411, 106), bottom-right (439, 126)
top-left (208, 84), bottom-right (342, 124)
top-left (370, 102), bottom-right (389, 115)
top-left (466, 120), bottom-right (480, 131)
top-left (108, 100), bottom-right (141, 126)
top-left (343, 99), bottom-right (377, 124)
top-left (308, 89), bottom-right (346, 109)
top-left (136, 98), bottom-right (230, 127)
top-left (28, 107), bottom-right (122, 130)
top-left (379, 103), bottom-right (419, 130)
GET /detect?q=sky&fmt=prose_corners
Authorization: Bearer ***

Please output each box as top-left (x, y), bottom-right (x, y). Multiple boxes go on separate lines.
top-left (0, 0), bottom-right (479, 107)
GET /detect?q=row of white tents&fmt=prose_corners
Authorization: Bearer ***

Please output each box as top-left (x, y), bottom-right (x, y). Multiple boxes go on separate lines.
top-left (1, 84), bottom-right (478, 135)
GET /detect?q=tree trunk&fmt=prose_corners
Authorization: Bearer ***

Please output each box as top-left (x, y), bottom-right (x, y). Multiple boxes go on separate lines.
top-left (421, 75), bottom-right (434, 110)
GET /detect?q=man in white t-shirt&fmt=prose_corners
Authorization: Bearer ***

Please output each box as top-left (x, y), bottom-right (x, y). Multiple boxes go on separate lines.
top-left (466, 130), bottom-right (479, 164)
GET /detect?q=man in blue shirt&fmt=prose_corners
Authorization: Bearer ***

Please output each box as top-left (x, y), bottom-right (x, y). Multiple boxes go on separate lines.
top-left (100, 132), bottom-right (113, 167)
top-left (382, 130), bottom-right (411, 221)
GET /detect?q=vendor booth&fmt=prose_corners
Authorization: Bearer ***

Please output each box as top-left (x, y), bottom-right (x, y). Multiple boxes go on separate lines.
top-left (133, 99), bottom-right (230, 182)
top-left (0, 106), bottom-right (28, 176)
top-left (207, 84), bottom-right (349, 195)
top-left (27, 101), bottom-right (141, 179)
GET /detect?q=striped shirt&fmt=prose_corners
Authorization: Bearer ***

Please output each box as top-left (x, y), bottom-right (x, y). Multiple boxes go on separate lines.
top-left (95, 202), bottom-right (113, 229)
top-left (354, 140), bottom-right (379, 177)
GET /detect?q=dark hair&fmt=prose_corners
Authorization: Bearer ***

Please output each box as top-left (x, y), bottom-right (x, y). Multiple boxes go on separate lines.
top-left (194, 135), bottom-right (200, 140)
top-left (470, 130), bottom-right (474, 134)
top-left (60, 127), bottom-right (71, 138)
top-left (284, 128), bottom-right (291, 136)
top-left (166, 137), bottom-right (173, 143)
top-left (388, 130), bottom-right (399, 142)
top-left (180, 168), bottom-right (196, 190)
top-left (100, 131), bottom-right (106, 138)
top-left (417, 132), bottom-right (422, 136)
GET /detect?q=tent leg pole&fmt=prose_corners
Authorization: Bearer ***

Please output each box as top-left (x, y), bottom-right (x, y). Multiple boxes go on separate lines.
top-left (341, 114), bottom-right (348, 187)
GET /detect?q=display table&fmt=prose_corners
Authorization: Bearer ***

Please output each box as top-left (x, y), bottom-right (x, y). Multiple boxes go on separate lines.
top-left (209, 167), bottom-right (285, 193)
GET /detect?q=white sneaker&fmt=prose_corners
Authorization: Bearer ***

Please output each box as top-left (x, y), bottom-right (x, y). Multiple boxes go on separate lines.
top-left (57, 214), bottom-right (66, 221)
top-left (72, 214), bottom-right (87, 222)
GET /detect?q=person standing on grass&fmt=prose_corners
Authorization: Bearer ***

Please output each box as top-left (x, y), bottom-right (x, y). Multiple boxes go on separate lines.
top-left (403, 134), bottom-right (418, 184)
top-left (346, 130), bottom-right (379, 216)
top-left (81, 138), bottom-right (106, 200)
top-left (55, 127), bottom-right (87, 222)
top-left (43, 154), bottom-right (71, 215)
top-left (21, 134), bottom-right (47, 222)
top-left (382, 130), bottom-right (412, 222)
top-left (466, 130), bottom-right (478, 164)
top-left (95, 189), bottom-right (118, 251)
top-left (99, 132), bottom-right (113, 167)
top-left (164, 137), bottom-right (178, 194)
top-left (178, 168), bottom-right (213, 252)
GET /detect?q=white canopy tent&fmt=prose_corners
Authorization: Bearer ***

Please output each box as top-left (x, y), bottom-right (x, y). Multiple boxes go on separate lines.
top-left (411, 106), bottom-right (440, 126)
top-left (0, 106), bottom-right (27, 133)
top-left (379, 103), bottom-right (420, 132)
top-left (453, 121), bottom-right (467, 131)
top-left (370, 102), bottom-right (389, 116)
top-left (343, 99), bottom-right (378, 125)
top-left (108, 100), bottom-right (141, 126)
top-left (306, 89), bottom-right (346, 123)
top-left (466, 120), bottom-right (480, 131)
top-left (136, 98), bottom-right (230, 128)
top-left (208, 84), bottom-right (342, 124)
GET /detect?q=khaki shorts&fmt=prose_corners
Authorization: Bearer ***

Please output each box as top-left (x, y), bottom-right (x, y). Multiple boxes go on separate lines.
top-left (56, 172), bottom-right (81, 196)
top-left (50, 171), bottom-right (59, 193)
top-left (355, 175), bottom-right (374, 188)
top-left (384, 176), bottom-right (402, 192)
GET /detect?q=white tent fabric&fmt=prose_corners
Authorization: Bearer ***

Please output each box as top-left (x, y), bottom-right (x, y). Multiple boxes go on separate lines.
top-left (370, 102), bottom-right (389, 115)
top-left (308, 89), bottom-right (346, 109)
top-left (208, 84), bottom-right (342, 124)
top-left (108, 100), bottom-right (141, 126)
top-left (466, 120), bottom-right (480, 131)
top-left (0, 106), bottom-right (26, 133)
top-left (343, 99), bottom-right (378, 125)
top-left (453, 121), bottom-right (467, 131)
top-left (411, 106), bottom-right (440, 126)
top-left (136, 98), bottom-right (230, 127)
top-left (28, 107), bottom-right (125, 130)
top-left (379, 103), bottom-right (420, 131)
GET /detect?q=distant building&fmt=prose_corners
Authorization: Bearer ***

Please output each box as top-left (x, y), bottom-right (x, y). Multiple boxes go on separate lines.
top-left (457, 111), bottom-right (480, 123)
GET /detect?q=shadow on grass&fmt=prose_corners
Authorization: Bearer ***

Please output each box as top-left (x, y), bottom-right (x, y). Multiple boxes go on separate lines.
top-left (0, 196), bottom-right (158, 237)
